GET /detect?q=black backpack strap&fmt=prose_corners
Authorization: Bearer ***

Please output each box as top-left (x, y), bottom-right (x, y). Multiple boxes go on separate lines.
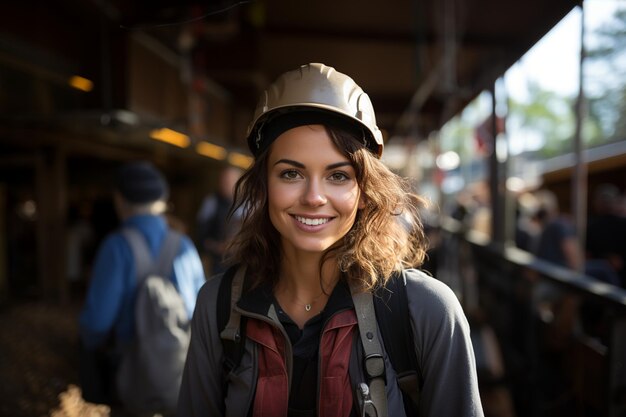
top-left (219, 265), bottom-right (247, 342)
top-left (374, 270), bottom-right (421, 413)
top-left (217, 265), bottom-right (247, 380)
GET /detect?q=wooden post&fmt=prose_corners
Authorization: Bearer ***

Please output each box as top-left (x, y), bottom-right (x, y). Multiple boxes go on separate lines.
top-left (0, 183), bottom-right (7, 305)
top-left (35, 147), bottom-right (68, 303)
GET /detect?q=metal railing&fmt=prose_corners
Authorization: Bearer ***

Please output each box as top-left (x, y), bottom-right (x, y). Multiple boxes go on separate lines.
top-left (434, 217), bottom-right (626, 417)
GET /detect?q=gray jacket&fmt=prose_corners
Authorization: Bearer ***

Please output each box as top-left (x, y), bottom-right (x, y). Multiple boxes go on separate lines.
top-left (177, 268), bottom-right (484, 417)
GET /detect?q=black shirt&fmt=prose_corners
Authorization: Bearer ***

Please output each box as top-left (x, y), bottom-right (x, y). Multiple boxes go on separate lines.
top-left (273, 280), bottom-right (354, 417)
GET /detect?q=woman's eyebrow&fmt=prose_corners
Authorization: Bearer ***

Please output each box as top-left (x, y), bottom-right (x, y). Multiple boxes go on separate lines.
top-left (273, 158), bottom-right (305, 168)
top-left (273, 159), bottom-right (352, 170)
top-left (326, 162), bottom-right (352, 170)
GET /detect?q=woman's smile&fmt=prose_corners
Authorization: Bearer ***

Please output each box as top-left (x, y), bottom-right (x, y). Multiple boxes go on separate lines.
top-left (293, 215), bottom-right (333, 227)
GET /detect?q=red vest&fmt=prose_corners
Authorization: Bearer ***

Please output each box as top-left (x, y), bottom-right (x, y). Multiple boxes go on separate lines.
top-left (246, 309), bottom-right (358, 417)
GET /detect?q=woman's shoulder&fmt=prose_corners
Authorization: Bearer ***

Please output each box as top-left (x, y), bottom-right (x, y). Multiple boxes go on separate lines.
top-left (196, 272), bottom-right (226, 309)
top-left (401, 268), bottom-right (465, 318)
top-left (402, 268), bottom-right (454, 294)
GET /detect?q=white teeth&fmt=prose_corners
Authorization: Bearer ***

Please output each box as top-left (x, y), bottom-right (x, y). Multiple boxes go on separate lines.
top-left (295, 216), bottom-right (329, 226)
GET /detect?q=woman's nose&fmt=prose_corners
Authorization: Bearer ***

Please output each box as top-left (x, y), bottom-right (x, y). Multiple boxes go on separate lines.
top-left (301, 179), bottom-right (327, 206)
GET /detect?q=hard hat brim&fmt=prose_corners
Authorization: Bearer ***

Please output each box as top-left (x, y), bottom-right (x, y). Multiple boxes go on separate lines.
top-left (247, 105), bottom-right (383, 157)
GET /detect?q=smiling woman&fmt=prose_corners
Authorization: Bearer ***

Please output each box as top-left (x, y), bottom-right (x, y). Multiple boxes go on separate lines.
top-left (178, 63), bottom-right (484, 417)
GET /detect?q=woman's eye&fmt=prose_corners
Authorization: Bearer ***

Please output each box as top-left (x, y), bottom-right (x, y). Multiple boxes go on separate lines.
top-left (280, 170), bottom-right (300, 180)
top-left (329, 172), bottom-right (349, 182)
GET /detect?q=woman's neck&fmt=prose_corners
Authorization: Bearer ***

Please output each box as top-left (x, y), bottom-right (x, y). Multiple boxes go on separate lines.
top-left (275, 252), bottom-right (340, 327)
top-left (279, 251), bottom-right (338, 293)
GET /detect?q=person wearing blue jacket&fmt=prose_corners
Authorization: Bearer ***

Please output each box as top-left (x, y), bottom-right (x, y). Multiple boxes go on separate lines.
top-left (79, 160), bottom-right (206, 409)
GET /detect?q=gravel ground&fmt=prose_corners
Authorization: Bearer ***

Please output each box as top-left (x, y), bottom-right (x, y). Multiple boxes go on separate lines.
top-left (0, 301), bottom-right (90, 417)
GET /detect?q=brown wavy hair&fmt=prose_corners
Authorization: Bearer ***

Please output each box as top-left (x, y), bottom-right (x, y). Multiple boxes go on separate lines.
top-left (226, 125), bottom-right (428, 291)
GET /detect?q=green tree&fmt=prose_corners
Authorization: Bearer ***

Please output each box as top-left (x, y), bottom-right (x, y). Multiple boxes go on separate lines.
top-left (509, 81), bottom-right (576, 157)
top-left (586, 5), bottom-right (626, 141)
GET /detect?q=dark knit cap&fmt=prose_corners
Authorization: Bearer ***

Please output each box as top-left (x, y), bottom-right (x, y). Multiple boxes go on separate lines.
top-left (255, 108), bottom-right (367, 156)
top-left (115, 161), bottom-right (169, 204)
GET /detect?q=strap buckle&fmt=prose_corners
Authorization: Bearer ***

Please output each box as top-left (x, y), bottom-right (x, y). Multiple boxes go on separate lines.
top-left (357, 383), bottom-right (378, 417)
top-left (364, 353), bottom-right (385, 380)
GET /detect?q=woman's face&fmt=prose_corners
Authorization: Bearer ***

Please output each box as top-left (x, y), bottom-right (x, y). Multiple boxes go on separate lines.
top-left (267, 124), bottom-right (364, 255)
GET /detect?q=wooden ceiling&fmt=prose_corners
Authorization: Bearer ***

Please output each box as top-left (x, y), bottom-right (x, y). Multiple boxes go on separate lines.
top-left (116, 0), bottom-right (579, 139)
top-left (1, 0), bottom-right (579, 150)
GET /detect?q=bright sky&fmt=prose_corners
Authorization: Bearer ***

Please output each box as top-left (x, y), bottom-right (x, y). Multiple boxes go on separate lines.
top-left (506, 10), bottom-right (581, 100)
top-left (433, 0), bottom-right (623, 195)
top-left (504, 0), bottom-right (622, 155)
top-left (505, 0), bottom-right (622, 100)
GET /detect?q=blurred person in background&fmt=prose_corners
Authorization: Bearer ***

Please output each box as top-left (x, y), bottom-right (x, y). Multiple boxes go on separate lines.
top-left (533, 190), bottom-right (582, 271)
top-left (79, 161), bottom-right (205, 415)
top-left (195, 165), bottom-right (243, 276)
top-left (514, 191), bottom-right (540, 253)
top-left (530, 189), bottom-right (583, 414)
top-left (66, 202), bottom-right (95, 297)
top-left (586, 183), bottom-right (626, 288)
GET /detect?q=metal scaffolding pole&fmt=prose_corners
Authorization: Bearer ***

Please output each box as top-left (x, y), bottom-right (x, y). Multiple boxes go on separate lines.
top-left (572, 4), bottom-right (587, 273)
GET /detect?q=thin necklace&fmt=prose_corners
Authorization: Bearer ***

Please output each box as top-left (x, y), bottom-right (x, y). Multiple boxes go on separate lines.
top-left (286, 291), bottom-right (325, 312)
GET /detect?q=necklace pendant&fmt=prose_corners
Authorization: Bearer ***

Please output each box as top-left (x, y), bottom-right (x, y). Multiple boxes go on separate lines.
top-left (305, 304), bottom-right (312, 312)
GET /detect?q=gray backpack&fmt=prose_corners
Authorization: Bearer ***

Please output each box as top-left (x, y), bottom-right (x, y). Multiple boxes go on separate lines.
top-left (117, 228), bottom-right (189, 415)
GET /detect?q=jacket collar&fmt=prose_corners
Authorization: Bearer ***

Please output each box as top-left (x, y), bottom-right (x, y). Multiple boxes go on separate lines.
top-left (237, 274), bottom-right (354, 320)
